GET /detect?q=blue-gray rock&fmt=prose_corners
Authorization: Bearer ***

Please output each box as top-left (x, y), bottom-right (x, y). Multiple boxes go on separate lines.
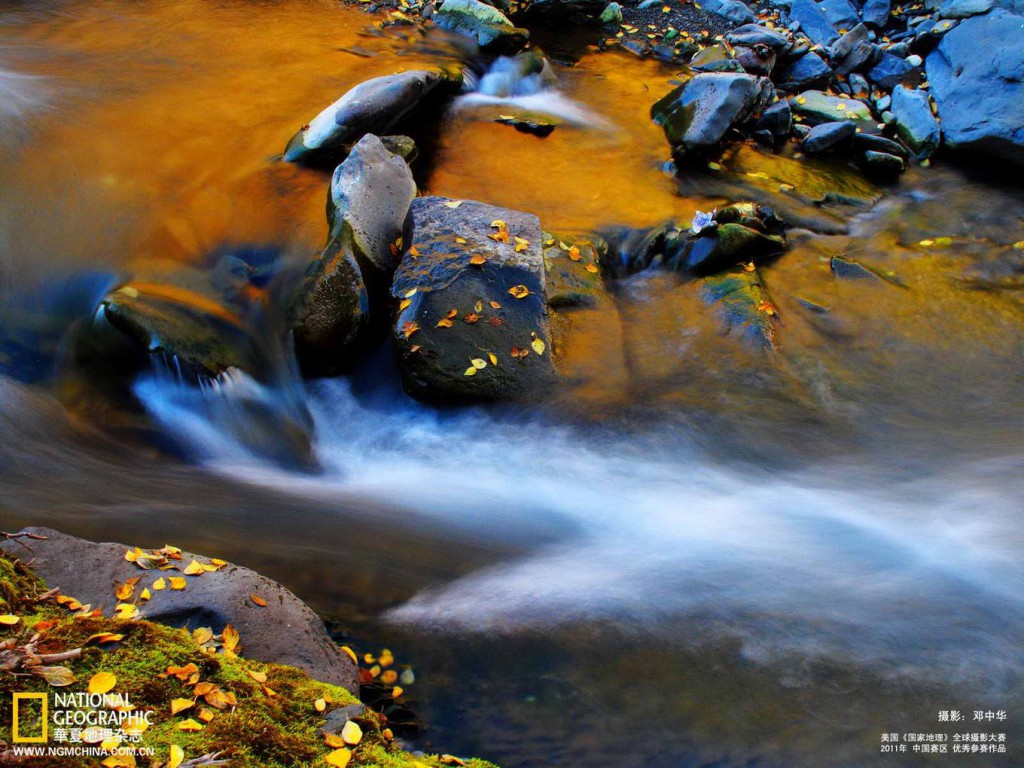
top-left (926, 10), bottom-right (1024, 164)
top-left (787, 0), bottom-right (841, 45)
top-left (802, 120), bottom-right (857, 152)
top-left (776, 51), bottom-right (832, 90)
top-left (651, 73), bottom-right (774, 153)
top-left (939, 0), bottom-right (994, 16)
top-left (860, 149), bottom-right (906, 176)
top-left (434, 0), bottom-right (530, 52)
top-left (853, 131), bottom-right (909, 157)
top-left (702, 0), bottom-right (757, 25)
top-left (791, 89), bottom-right (874, 124)
top-left (690, 44), bottom-right (745, 73)
top-left (861, 0), bottom-right (891, 26)
top-left (725, 23), bottom-right (793, 51)
top-left (284, 69), bottom-right (462, 166)
top-left (868, 52), bottom-right (919, 90)
top-left (754, 99), bottom-right (794, 138)
top-left (821, 0), bottom-right (860, 29)
top-left (891, 84), bottom-right (941, 156)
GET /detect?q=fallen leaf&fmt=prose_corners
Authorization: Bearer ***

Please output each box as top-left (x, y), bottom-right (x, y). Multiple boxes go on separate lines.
top-left (221, 624), bottom-right (240, 653)
top-left (262, 685), bottom-right (277, 697)
top-left (88, 672), bottom-right (117, 695)
top-left (392, 686), bottom-right (404, 698)
top-left (440, 756), bottom-right (468, 766)
top-left (404, 288), bottom-right (418, 298)
top-left (488, 230), bottom-right (510, 243)
top-left (756, 300), bottom-right (777, 316)
top-left (177, 719), bottom-right (203, 732)
top-left (114, 603), bottom-right (139, 620)
top-left (514, 236), bottom-right (530, 252)
top-left (470, 254), bottom-right (486, 266)
top-left (325, 733), bottom-right (347, 748)
top-left (508, 285), bottom-right (530, 299)
top-left (488, 353), bottom-right (498, 365)
top-left (464, 366), bottom-right (478, 376)
top-left (0, 615), bottom-right (20, 625)
top-left (382, 728), bottom-right (394, 740)
top-left (85, 632), bottom-right (124, 645)
top-left (340, 646), bottom-right (358, 664)
top-left (194, 682), bottom-right (216, 696)
top-left (182, 560), bottom-right (205, 576)
top-left (568, 245), bottom-right (581, 261)
top-left (34, 666), bottom-right (76, 686)
top-left (247, 669), bottom-right (268, 684)
top-left (325, 748), bottom-right (352, 767)
top-left (487, 316), bottom-right (504, 327)
top-left (531, 336), bottom-right (546, 356)
top-left (198, 707), bottom-right (215, 723)
top-left (193, 627), bottom-right (213, 645)
top-left (171, 698), bottom-right (195, 715)
top-left (168, 745), bottom-right (184, 768)
top-left (489, 301), bottom-right (502, 309)
top-left (584, 264), bottom-right (599, 273)
top-left (250, 594), bottom-right (268, 607)
top-left (464, 313), bottom-right (480, 324)
top-left (443, 200), bottom-right (463, 209)
top-left (342, 720), bottom-right (363, 746)
top-left (436, 318), bottom-right (454, 328)
top-left (399, 299), bottom-right (412, 311)
top-left (455, 237), bottom-right (468, 244)
top-left (204, 687), bottom-right (233, 710)
top-left (102, 755), bottom-right (135, 768)
top-left (408, 246), bottom-right (420, 258)
top-left (470, 358), bottom-right (487, 370)
top-left (401, 321), bottom-right (420, 339)
top-left (380, 669), bottom-right (398, 685)
top-left (400, 668), bottom-right (416, 685)
top-left (315, 698), bottom-right (328, 713)
top-left (152, 578), bottom-right (166, 591)
top-left (114, 581), bottom-right (135, 601)
top-left (510, 346), bottom-right (529, 359)
top-left (168, 577), bottom-right (187, 591)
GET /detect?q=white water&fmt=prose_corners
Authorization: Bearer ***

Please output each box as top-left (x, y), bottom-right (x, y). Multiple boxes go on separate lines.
top-left (135, 373), bottom-right (1024, 685)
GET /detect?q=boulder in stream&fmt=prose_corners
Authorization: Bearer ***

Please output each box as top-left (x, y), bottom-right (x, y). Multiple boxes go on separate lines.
top-left (698, 266), bottom-right (780, 350)
top-left (391, 197), bottom-right (554, 402)
top-left (434, 0), bottom-right (530, 53)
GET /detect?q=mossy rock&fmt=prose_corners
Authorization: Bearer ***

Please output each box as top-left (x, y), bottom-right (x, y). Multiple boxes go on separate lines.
top-left (698, 266), bottom-right (780, 350)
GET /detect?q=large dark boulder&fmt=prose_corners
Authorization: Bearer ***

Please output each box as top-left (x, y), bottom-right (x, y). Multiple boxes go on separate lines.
top-left (787, 0), bottom-right (840, 46)
top-left (925, 9), bottom-right (1024, 165)
top-left (891, 85), bottom-right (941, 157)
top-left (434, 0), bottom-right (530, 52)
top-left (0, 528), bottom-right (358, 691)
top-left (651, 73), bottom-right (774, 154)
top-left (775, 51), bottom-right (832, 91)
top-left (391, 197), bottom-right (554, 402)
top-left (291, 135), bottom-right (416, 378)
top-left (283, 68), bottom-right (462, 167)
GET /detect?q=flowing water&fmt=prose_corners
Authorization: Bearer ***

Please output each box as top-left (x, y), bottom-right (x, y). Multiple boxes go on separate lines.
top-left (2, 0), bottom-right (1023, 765)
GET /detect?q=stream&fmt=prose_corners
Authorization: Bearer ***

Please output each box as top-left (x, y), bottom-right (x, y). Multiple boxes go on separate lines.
top-left (1, 0), bottom-right (1023, 765)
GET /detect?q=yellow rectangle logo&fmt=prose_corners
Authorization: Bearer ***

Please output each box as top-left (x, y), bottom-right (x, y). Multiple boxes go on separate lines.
top-left (12, 692), bottom-right (48, 743)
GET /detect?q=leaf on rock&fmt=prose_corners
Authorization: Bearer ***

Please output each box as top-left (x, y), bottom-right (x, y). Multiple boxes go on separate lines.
top-left (488, 353), bottom-right (498, 365)
top-left (182, 560), bottom-right (206, 576)
top-left (221, 624), bottom-right (240, 653)
top-left (508, 285), bottom-right (530, 299)
top-left (340, 646), bottom-right (358, 664)
top-left (152, 578), bottom-right (166, 591)
top-left (443, 200), bottom-right (463, 209)
top-left (168, 577), bottom-right (187, 591)
top-left (568, 245), bottom-right (581, 261)
top-left (464, 313), bottom-right (480, 324)
top-left (463, 367), bottom-right (478, 376)
top-left (401, 321), bottom-right (420, 339)
top-left (114, 603), bottom-right (139, 620)
top-left (193, 627), bottom-right (213, 645)
top-left (249, 594), bottom-right (268, 607)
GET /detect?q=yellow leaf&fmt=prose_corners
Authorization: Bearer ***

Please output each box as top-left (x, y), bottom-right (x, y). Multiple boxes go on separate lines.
top-left (508, 285), bottom-right (530, 299)
top-left (114, 581), bottom-right (135, 601)
top-left (531, 336), bottom-right (546, 356)
top-left (102, 755), bottom-right (135, 768)
top-left (88, 672), bottom-right (117, 695)
top-left (193, 627), bottom-right (213, 645)
top-left (0, 614), bottom-right (20, 625)
top-left (399, 299), bottom-right (412, 311)
top-left (85, 632), bottom-right (124, 644)
top-left (919, 239), bottom-right (934, 247)
top-left (325, 748), bottom-right (352, 767)
top-left (455, 237), bottom-right (468, 244)
top-left (707, 161), bottom-right (722, 171)
top-left (470, 254), bottom-right (486, 265)
top-left (464, 367), bottom-right (478, 376)
top-left (222, 624), bottom-right (240, 652)
top-left (152, 578), bottom-right (166, 591)
top-left (171, 698), bottom-right (195, 715)
top-left (204, 687), bottom-right (233, 710)
top-left (325, 733), bottom-right (347, 748)
top-left (392, 685), bottom-right (404, 698)
top-left (470, 358), bottom-right (487, 370)
top-left (315, 697), bottom-right (328, 712)
top-left (513, 236), bottom-right (530, 252)
top-left (490, 219), bottom-right (507, 229)
top-left (139, 588), bottom-right (151, 602)
top-left (441, 756), bottom-right (468, 766)
top-left (488, 353), bottom-right (498, 366)
top-left (198, 707), bottom-right (215, 723)
top-left (248, 669), bottom-right (268, 683)
top-left (194, 682), bottom-right (216, 696)
top-left (250, 594), bottom-right (268, 607)
top-left (443, 200), bottom-right (463, 209)
top-left (404, 288), bottom-right (418, 298)
top-left (489, 301), bottom-right (502, 309)
top-left (340, 646), bottom-right (358, 664)
top-left (114, 603), bottom-right (138, 620)
top-left (342, 720), bottom-right (363, 746)
top-left (262, 685), bottom-right (277, 697)
top-left (380, 669), bottom-right (398, 685)
top-left (182, 560), bottom-right (205, 576)
top-left (177, 718), bottom-right (203, 731)
top-left (585, 264), bottom-right (599, 273)
top-left (168, 745), bottom-right (184, 768)
top-left (168, 577), bottom-right (187, 591)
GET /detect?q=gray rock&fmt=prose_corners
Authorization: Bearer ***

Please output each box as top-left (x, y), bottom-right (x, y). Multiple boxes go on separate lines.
top-left (434, 0), bottom-right (530, 51)
top-left (787, 0), bottom-right (841, 45)
top-left (651, 72), bottom-right (774, 153)
top-left (733, 45), bottom-right (778, 76)
top-left (0, 528), bottom-right (358, 690)
top-left (791, 89), bottom-right (874, 124)
top-left (284, 69), bottom-right (461, 166)
top-left (926, 9), bottom-right (1024, 164)
top-left (702, 0), bottom-right (757, 25)
top-left (867, 52), bottom-right (919, 90)
top-left (725, 23), bottom-right (793, 51)
top-left (599, 2), bottom-right (624, 23)
top-left (853, 131), bottom-right (909, 157)
top-left (776, 51), bottom-right (833, 91)
top-left (754, 99), bottom-right (794, 139)
top-left (861, 0), bottom-right (892, 27)
top-left (802, 119), bottom-right (857, 152)
top-left (939, 0), bottom-right (994, 16)
top-left (698, 267), bottom-right (780, 349)
top-left (860, 148), bottom-right (907, 176)
top-left (391, 197), bottom-right (554, 402)
top-left (690, 45), bottom-right (744, 73)
top-left (891, 84), bottom-right (941, 156)
top-left (829, 22), bottom-right (869, 60)
top-left (821, 0), bottom-right (860, 30)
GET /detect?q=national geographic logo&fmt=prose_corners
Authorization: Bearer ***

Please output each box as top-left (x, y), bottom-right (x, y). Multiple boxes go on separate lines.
top-left (11, 692), bottom-right (48, 743)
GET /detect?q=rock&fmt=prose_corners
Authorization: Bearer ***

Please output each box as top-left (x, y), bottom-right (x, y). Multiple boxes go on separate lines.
top-left (802, 119), bottom-right (857, 152)
top-left (891, 84), bottom-right (941, 156)
top-left (831, 26), bottom-right (881, 75)
top-left (391, 197), bottom-right (554, 402)
top-left (598, 223), bottom-right (673, 276)
top-left (667, 223), bottom-right (786, 275)
top-left (787, 0), bottom-right (841, 45)
top-left (526, 0), bottom-right (607, 16)
top-left (702, 0), bottom-right (757, 25)
top-left (435, 0), bottom-right (530, 50)
top-left (698, 266), bottom-right (780, 349)
top-left (291, 135), bottom-right (416, 377)
top-left (97, 281), bottom-right (264, 382)
top-left (939, 0), bottom-right (994, 16)
top-left (0, 527), bottom-right (358, 691)
top-left (284, 69), bottom-right (461, 167)
top-left (829, 254), bottom-right (902, 283)
top-left (852, 131), bottom-right (909, 157)
top-left (733, 45), bottom-right (778, 76)
top-left (775, 51), bottom-right (833, 91)
top-left (496, 114), bottom-right (556, 137)
top-left (925, 9), bottom-right (1024, 165)
top-left (651, 73), bottom-right (774, 154)
top-left (861, 0), bottom-right (892, 27)
top-left (754, 99), bottom-right (794, 140)
top-left (690, 45), bottom-right (744, 73)
top-left (380, 135), bottom-right (418, 162)
top-left (867, 52), bottom-right (919, 90)
top-left (725, 24), bottom-right (793, 52)
top-left (859, 148), bottom-right (907, 177)
top-left (791, 89), bottom-right (874, 124)
top-left (821, 0), bottom-right (860, 30)
top-left (544, 236), bottom-right (607, 308)
top-left (599, 1), bottom-right (624, 24)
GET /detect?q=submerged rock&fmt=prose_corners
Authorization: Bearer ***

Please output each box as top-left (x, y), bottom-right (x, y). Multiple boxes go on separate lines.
top-left (0, 528), bottom-right (358, 690)
top-left (391, 197), bottom-right (554, 402)
top-left (283, 68), bottom-right (461, 167)
top-left (434, 0), bottom-right (530, 52)
top-left (651, 72), bottom-right (774, 155)
top-left (698, 266), bottom-right (780, 349)
top-left (926, 9), bottom-right (1024, 165)
top-left (291, 135), bottom-right (416, 377)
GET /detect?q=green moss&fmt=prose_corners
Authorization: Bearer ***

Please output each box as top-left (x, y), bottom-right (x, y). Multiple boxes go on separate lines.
top-left (0, 553), bottom-right (499, 768)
